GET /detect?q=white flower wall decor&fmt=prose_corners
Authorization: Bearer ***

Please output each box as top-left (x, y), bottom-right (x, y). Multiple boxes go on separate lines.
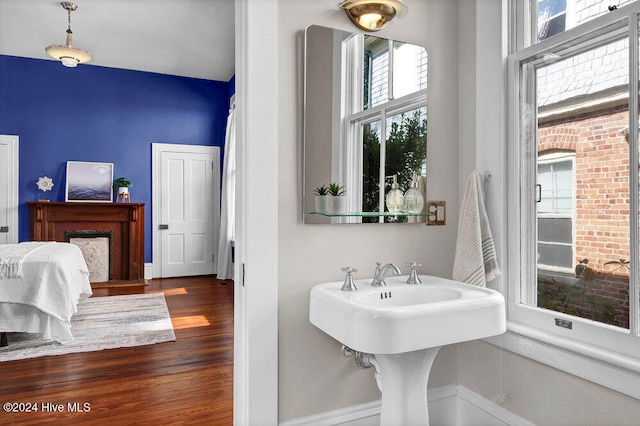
top-left (36, 176), bottom-right (54, 201)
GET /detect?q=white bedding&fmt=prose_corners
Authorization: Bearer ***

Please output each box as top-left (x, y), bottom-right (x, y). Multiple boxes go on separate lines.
top-left (0, 242), bottom-right (92, 343)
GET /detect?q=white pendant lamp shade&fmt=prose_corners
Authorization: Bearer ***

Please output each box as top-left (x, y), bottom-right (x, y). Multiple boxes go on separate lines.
top-left (45, 39), bottom-right (92, 68)
top-left (45, 2), bottom-right (92, 67)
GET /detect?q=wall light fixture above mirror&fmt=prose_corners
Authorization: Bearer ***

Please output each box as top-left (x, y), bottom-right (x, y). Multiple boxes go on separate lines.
top-left (303, 25), bottom-right (428, 225)
top-left (339, 0), bottom-right (408, 32)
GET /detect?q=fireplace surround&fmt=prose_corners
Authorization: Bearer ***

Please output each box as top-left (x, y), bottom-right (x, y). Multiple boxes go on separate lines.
top-left (27, 202), bottom-right (144, 282)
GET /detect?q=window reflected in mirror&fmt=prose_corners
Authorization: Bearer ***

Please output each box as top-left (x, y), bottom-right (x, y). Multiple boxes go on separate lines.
top-left (303, 25), bottom-right (428, 224)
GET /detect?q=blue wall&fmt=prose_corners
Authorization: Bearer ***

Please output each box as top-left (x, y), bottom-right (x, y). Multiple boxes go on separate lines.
top-left (0, 55), bottom-right (232, 263)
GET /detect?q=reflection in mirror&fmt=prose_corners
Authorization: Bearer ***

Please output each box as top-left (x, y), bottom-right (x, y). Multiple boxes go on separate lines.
top-left (303, 25), bottom-right (428, 224)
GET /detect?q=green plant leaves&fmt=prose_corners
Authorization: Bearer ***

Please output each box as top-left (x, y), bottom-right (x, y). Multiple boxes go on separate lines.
top-left (328, 183), bottom-right (345, 196)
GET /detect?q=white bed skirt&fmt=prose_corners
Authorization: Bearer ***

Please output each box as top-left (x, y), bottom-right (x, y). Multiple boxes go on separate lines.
top-left (0, 302), bottom-right (76, 343)
top-left (0, 242), bottom-right (92, 343)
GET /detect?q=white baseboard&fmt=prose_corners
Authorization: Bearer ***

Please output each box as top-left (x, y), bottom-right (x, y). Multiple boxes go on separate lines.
top-left (455, 385), bottom-right (534, 426)
top-left (278, 384), bottom-right (533, 426)
top-left (144, 263), bottom-right (153, 280)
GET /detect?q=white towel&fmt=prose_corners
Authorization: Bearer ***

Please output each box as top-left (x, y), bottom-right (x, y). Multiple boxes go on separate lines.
top-left (0, 242), bottom-right (54, 279)
top-left (452, 171), bottom-right (501, 287)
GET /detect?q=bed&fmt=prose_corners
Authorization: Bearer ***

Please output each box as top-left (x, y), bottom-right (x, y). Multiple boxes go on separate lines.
top-left (0, 241), bottom-right (92, 346)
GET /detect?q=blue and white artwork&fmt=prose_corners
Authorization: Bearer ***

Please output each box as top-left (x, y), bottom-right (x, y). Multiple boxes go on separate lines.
top-left (65, 161), bottom-right (114, 202)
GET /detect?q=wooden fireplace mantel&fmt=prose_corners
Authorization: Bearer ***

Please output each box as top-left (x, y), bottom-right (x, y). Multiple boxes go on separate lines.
top-left (27, 201), bottom-right (145, 281)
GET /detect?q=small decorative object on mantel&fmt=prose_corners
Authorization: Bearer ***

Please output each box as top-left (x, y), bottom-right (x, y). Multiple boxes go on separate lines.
top-left (36, 176), bottom-right (54, 202)
top-left (113, 177), bottom-right (132, 203)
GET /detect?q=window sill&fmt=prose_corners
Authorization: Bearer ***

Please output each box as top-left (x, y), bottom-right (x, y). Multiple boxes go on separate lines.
top-left (485, 321), bottom-right (640, 400)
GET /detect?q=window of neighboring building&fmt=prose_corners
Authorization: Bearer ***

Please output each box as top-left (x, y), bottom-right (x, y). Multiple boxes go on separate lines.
top-left (537, 153), bottom-right (575, 273)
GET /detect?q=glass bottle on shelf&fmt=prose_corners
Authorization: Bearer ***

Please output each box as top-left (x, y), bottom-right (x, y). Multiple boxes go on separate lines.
top-left (385, 175), bottom-right (404, 214)
top-left (403, 173), bottom-right (424, 214)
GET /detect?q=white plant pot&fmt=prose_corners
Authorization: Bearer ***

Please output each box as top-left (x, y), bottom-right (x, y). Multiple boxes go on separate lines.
top-left (118, 187), bottom-right (129, 195)
top-left (328, 195), bottom-right (347, 214)
top-left (315, 195), bottom-right (329, 213)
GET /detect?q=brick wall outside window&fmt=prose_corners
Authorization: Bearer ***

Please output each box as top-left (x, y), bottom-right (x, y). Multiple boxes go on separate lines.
top-left (537, 104), bottom-right (630, 328)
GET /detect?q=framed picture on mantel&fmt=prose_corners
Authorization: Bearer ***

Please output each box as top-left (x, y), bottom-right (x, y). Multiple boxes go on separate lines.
top-left (65, 161), bottom-right (114, 202)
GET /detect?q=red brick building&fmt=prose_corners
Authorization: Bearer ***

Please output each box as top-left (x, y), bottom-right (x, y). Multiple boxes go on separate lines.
top-left (537, 103), bottom-right (630, 328)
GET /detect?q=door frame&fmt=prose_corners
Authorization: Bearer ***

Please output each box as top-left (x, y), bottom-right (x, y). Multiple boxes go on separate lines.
top-left (151, 143), bottom-right (220, 278)
top-left (234, 0), bottom-right (279, 423)
top-left (0, 135), bottom-right (19, 244)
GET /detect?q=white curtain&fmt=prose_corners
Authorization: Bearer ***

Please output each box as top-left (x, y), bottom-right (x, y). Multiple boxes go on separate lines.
top-left (216, 106), bottom-right (236, 279)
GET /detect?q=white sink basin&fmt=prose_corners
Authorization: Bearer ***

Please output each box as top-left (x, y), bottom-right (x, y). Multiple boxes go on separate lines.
top-left (310, 274), bottom-right (506, 425)
top-left (309, 275), bottom-right (506, 354)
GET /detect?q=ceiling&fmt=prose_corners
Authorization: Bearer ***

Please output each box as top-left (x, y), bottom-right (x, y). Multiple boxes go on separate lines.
top-left (0, 0), bottom-right (235, 82)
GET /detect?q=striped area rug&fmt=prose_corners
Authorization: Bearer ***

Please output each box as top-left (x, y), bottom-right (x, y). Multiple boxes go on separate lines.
top-left (0, 293), bottom-right (176, 362)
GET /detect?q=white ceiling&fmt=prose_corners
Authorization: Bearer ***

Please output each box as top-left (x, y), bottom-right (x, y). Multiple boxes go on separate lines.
top-left (0, 0), bottom-right (235, 82)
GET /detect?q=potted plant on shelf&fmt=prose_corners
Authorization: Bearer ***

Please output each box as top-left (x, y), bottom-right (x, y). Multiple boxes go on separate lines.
top-left (313, 184), bottom-right (329, 213)
top-left (113, 177), bottom-right (132, 202)
top-left (327, 182), bottom-right (346, 214)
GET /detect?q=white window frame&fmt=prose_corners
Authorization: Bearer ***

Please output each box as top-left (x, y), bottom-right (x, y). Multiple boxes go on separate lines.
top-left (504, 1), bottom-right (640, 399)
top-left (339, 34), bottom-right (427, 221)
top-left (345, 95), bottom-right (427, 221)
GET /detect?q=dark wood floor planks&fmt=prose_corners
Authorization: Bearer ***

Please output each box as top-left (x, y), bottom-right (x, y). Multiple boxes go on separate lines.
top-left (0, 275), bottom-right (234, 425)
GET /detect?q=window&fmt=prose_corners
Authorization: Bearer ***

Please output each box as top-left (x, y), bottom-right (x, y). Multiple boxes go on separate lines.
top-left (342, 35), bottom-right (428, 223)
top-left (359, 107), bottom-right (427, 223)
top-left (537, 153), bottom-right (575, 273)
top-left (508, 0), bottom-right (640, 380)
top-left (533, 0), bottom-right (639, 43)
top-left (537, 0), bottom-right (567, 41)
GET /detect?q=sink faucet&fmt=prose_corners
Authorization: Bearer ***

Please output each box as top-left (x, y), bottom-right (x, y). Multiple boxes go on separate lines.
top-left (371, 262), bottom-right (402, 286)
top-left (406, 262), bottom-right (422, 284)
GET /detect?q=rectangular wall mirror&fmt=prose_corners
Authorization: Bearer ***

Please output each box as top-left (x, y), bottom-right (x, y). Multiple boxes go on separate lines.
top-left (303, 24), bottom-right (429, 224)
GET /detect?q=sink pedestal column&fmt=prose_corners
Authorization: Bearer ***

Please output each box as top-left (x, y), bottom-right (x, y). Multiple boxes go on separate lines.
top-left (374, 346), bottom-right (441, 426)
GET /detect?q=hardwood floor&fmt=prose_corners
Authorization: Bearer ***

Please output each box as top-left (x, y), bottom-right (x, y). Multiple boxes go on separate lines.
top-left (0, 276), bottom-right (234, 425)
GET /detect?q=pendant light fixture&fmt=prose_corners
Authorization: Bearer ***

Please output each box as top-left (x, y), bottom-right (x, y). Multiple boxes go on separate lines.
top-left (45, 2), bottom-right (92, 68)
top-left (339, 0), bottom-right (408, 32)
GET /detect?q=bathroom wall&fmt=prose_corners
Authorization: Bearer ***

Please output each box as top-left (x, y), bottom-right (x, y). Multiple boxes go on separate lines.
top-left (456, 1), bottom-right (640, 423)
top-left (275, 0), bottom-right (640, 422)
top-left (277, 0), bottom-right (460, 421)
top-left (458, 340), bottom-right (640, 424)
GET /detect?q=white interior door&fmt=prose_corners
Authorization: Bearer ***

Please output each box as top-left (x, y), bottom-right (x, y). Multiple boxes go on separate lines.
top-left (0, 135), bottom-right (19, 245)
top-left (152, 144), bottom-right (220, 278)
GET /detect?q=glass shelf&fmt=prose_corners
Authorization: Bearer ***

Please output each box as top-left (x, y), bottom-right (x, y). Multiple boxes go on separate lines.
top-left (305, 211), bottom-right (435, 218)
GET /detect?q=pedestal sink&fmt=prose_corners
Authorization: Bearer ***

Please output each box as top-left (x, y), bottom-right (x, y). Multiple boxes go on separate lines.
top-left (309, 275), bottom-right (506, 425)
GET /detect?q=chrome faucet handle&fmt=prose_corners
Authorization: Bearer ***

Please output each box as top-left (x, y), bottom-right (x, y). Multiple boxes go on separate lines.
top-left (406, 262), bottom-right (422, 284)
top-left (341, 267), bottom-right (358, 292)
